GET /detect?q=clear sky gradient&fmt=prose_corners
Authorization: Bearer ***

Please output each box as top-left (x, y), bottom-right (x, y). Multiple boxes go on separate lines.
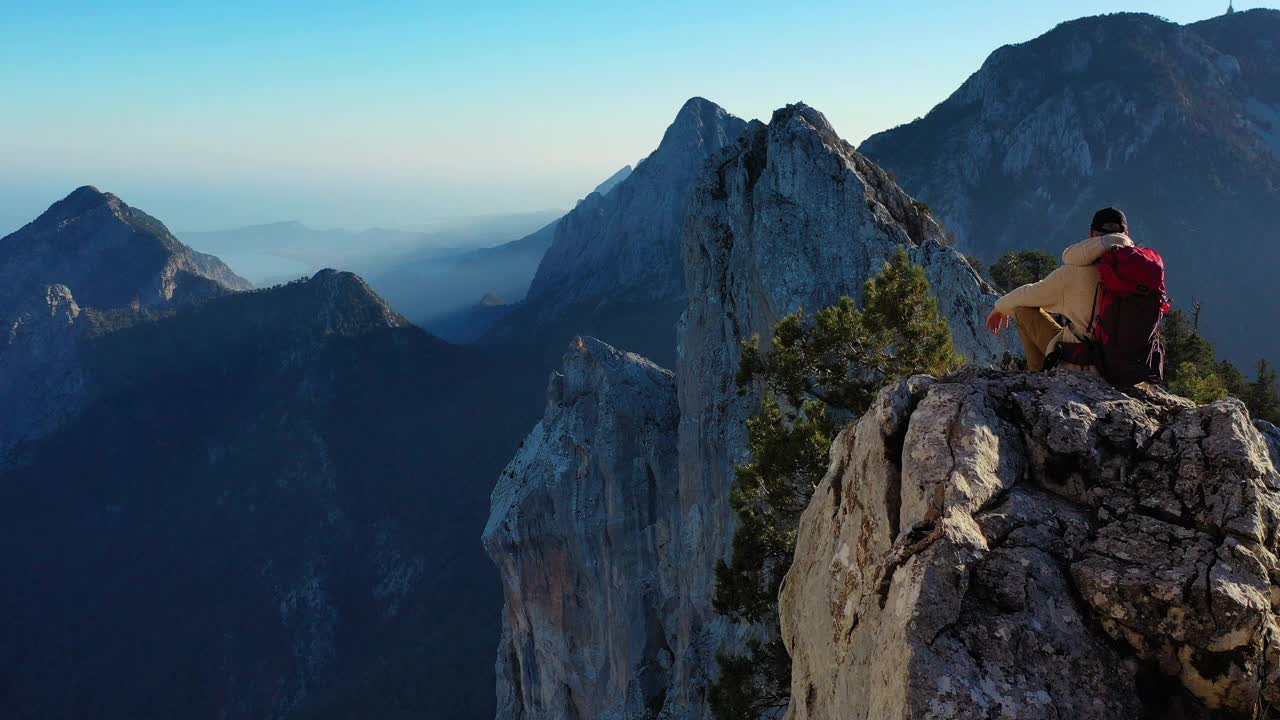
top-left (1, 0), bottom-right (1264, 232)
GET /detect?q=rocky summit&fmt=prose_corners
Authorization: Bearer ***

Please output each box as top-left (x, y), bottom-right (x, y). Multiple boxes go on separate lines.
top-left (0, 185), bottom-right (250, 315)
top-left (486, 102), bottom-right (1013, 719)
top-left (484, 337), bottom-right (680, 720)
top-left (860, 10), bottom-right (1280, 366)
top-left (482, 98), bottom-right (749, 367)
top-left (782, 369), bottom-right (1280, 718)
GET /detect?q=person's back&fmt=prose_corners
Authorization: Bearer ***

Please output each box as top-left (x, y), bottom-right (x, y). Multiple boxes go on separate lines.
top-left (986, 208), bottom-right (1135, 372)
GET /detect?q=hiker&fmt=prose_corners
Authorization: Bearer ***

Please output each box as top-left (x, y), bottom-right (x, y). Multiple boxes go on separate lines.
top-left (985, 207), bottom-right (1168, 384)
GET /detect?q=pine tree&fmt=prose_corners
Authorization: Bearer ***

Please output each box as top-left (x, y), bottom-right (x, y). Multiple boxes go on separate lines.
top-left (989, 250), bottom-right (1057, 293)
top-left (1249, 360), bottom-right (1280, 424)
top-left (711, 249), bottom-right (962, 719)
top-left (1170, 361), bottom-right (1229, 404)
top-left (1163, 310), bottom-right (1217, 379)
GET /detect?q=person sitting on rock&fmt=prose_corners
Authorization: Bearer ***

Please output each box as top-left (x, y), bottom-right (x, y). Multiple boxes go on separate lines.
top-left (984, 208), bottom-right (1134, 372)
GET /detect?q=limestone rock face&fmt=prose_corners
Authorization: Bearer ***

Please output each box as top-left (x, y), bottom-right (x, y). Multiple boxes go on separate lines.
top-left (484, 337), bottom-right (680, 720)
top-left (668, 103), bottom-right (1015, 712)
top-left (781, 369), bottom-right (1280, 719)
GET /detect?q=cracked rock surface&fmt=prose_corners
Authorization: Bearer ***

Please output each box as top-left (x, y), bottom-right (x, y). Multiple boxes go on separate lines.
top-left (781, 368), bottom-right (1280, 719)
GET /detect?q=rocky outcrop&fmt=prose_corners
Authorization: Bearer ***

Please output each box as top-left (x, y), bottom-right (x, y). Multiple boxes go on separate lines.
top-left (859, 10), bottom-right (1280, 366)
top-left (488, 102), bottom-right (1015, 719)
top-left (665, 103), bottom-right (1014, 712)
top-left (484, 337), bottom-right (680, 720)
top-left (781, 369), bottom-right (1280, 718)
top-left (0, 186), bottom-right (250, 316)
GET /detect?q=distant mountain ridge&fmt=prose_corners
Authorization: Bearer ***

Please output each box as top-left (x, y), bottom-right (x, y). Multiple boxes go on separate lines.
top-left (182, 210), bottom-right (562, 289)
top-left (417, 164), bottom-right (635, 341)
top-left (859, 9), bottom-right (1280, 366)
top-left (1, 186), bottom-right (252, 465)
top-left (587, 164), bottom-right (633, 199)
top-left (0, 185), bottom-right (250, 315)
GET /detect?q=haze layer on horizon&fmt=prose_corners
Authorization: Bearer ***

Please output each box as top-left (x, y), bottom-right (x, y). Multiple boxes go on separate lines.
top-left (1, 0), bottom-right (1260, 232)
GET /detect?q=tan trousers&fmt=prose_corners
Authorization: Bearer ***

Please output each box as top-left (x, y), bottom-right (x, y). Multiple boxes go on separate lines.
top-left (1014, 307), bottom-right (1062, 371)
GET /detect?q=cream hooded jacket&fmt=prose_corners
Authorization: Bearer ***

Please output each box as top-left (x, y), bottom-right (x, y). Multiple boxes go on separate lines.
top-left (993, 233), bottom-right (1135, 355)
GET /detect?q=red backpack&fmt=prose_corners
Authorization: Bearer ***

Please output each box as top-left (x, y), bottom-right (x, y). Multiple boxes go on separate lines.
top-left (1088, 246), bottom-right (1170, 385)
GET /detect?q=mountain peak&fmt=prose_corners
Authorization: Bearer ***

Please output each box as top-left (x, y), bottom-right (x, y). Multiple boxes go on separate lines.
top-left (66, 184), bottom-right (107, 201)
top-left (512, 98), bottom-right (747, 331)
top-left (308, 268), bottom-right (379, 298)
top-left (769, 102), bottom-right (844, 147)
top-left (1, 187), bottom-right (251, 313)
top-left (676, 96), bottom-right (721, 117)
top-left (652, 96), bottom-right (744, 158)
top-left (302, 269), bottom-right (407, 330)
top-left (43, 185), bottom-right (119, 221)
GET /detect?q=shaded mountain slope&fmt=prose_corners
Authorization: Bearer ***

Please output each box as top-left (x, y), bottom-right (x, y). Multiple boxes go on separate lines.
top-left (0, 269), bottom-right (536, 720)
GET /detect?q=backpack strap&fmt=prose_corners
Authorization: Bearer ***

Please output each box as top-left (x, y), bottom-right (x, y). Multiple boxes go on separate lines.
top-left (1085, 282), bottom-right (1101, 337)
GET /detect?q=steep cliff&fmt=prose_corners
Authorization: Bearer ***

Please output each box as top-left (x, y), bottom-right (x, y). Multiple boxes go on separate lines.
top-left (484, 337), bottom-right (680, 719)
top-left (781, 369), bottom-right (1280, 718)
top-left (487, 102), bottom-right (1013, 719)
top-left (859, 10), bottom-right (1280, 366)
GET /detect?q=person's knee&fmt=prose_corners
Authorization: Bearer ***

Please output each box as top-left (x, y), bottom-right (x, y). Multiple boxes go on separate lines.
top-left (1011, 306), bottom-right (1041, 325)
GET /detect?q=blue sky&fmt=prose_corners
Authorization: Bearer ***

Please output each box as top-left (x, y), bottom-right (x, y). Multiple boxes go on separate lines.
top-left (0, 0), bottom-right (1264, 232)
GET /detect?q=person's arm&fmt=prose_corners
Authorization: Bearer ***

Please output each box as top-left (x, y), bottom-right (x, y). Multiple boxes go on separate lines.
top-left (1062, 234), bottom-right (1132, 266)
top-left (994, 268), bottom-right (1067, 315)
top-left (987, 268), bottom-right (1067, 334)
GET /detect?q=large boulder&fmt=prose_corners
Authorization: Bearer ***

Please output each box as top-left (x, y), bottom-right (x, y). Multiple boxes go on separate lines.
top-left (782, 369), bottom-right (1280, 718)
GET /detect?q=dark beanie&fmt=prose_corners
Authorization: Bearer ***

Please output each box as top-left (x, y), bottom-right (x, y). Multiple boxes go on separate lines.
top-left (1091, 207), bottom-right (1128, 234)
